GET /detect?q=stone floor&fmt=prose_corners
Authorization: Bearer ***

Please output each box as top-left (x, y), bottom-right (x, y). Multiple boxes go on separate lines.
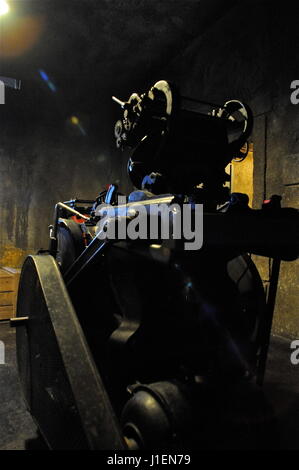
top-left (0, 320), bottom-right (299, 450)
top-left (0, 321), bottom-right (42, 450)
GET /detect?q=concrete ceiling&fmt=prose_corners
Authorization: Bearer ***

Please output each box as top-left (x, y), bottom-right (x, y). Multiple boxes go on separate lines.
top-left (1, 0), bottom-right (238, 129)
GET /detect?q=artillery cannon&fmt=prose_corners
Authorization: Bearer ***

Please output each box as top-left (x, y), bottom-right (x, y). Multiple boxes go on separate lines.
top-left (13, 80), bottom-right (299, 449)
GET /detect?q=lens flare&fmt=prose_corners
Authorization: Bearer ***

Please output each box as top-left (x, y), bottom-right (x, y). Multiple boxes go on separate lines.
top-left (70, 116), bottom-right (79, 126)
top-left (70, 116), bottom-right (86, 136)
top-left (1, 15), bottom-right (44, 57)
top-left (38, 69), bottom-right (57, 93)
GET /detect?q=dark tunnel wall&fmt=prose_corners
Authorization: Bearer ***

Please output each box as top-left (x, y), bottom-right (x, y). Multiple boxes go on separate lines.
top-left (0, 0), bottom-right (238, 264)
top-left (160, 0), bottom-right (299, 338)
top-left (0, 124), bottom-right (123, 264)
top-left (0, 1), bottom-right (298, 337)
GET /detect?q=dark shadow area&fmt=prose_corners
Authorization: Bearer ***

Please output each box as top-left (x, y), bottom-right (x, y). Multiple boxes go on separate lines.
top-left (0, 320), bottom-right (299, 450)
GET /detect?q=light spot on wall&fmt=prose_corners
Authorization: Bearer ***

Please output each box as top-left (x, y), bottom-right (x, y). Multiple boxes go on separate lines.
top-left (231, 144), bottom-right (254, 207)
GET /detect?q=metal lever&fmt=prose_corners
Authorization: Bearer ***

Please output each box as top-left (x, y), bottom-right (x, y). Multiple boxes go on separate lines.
top-left (112, 96), bottom-right (126, 108)
top-left (10, 316), bottom-right (29, 326)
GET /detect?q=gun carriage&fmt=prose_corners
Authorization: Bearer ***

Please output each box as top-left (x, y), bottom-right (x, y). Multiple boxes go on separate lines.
top-left (13, 80), bottom-right (299, 449)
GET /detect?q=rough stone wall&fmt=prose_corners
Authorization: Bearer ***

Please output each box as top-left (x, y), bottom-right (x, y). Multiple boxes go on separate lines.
top-left (0, 123), bottom-right (123, 267)
top-left (0, 1), bottom-right (298, 336)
